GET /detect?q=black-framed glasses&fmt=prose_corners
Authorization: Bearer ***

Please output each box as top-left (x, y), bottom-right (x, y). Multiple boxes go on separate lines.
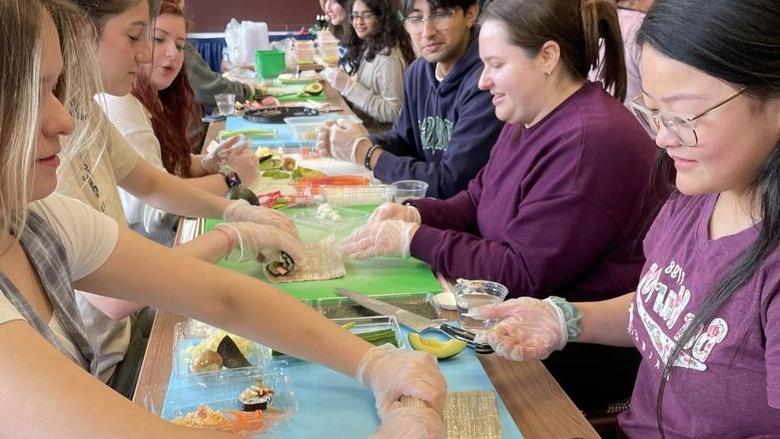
top-left (349, 11), bottom-right (376, 22)
top-left (629, 88), bottom-right (746, 147)
top-left (402, 8), bottom-right (456, 33)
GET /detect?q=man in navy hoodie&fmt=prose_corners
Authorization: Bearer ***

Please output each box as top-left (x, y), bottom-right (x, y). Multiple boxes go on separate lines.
top-left (318, 0), bottom-right (503, 199)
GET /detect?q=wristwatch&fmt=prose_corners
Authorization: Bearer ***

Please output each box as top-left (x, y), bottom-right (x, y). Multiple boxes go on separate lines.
top-left (221, 170), bottom-right (242, 189)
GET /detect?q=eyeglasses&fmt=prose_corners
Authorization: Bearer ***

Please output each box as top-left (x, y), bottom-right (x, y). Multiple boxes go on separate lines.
top-left (629, 88), bottom-right (746, 147)
top-left (350, 11), bottom-right (376, 22)
top-left (402, 8), bottom-right (456, 33)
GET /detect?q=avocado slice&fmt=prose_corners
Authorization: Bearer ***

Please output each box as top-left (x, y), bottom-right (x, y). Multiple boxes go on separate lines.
top-left (303, 82), bottom-right (324, 95)
top-left (408, 333), bottom-right (467, 359)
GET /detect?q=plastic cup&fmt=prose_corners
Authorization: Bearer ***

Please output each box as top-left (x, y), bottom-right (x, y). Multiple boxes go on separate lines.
top-left (453, 279), bottom-right (509, 330)
top-left (255, 49), bottom-right (287, 79)
top-left (214, 93), bottom-right (235, 116)
top-left (391, 180), bottom-right (429, 203)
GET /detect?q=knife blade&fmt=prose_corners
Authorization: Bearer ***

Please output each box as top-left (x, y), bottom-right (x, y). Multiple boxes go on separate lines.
top-left (334, 287), bottom-right (493, 354)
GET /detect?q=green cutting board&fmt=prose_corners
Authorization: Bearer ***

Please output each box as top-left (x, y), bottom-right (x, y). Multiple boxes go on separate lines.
top-left (204, 205), bottom-right (441, 300)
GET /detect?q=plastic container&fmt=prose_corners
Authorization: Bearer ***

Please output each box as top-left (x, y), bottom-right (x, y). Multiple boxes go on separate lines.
top-left (296, 47), bottom-right (316, 64)
top-left (392, 179), bottom-right (429, 203)
top-left (317, 292), bottom-right (443, 321)
top-left (333, 316), bottom-right (409, 349)
top-left (255, 49), bottom-right (286, 79)
top-left (139, 368), bottom-right (296, 436)
top-left (288, 204), bottom-right (369, 236)
top-left (321, 184), bottom-right (395, 206)
top-left (284, 114), bottom-right (361, 147)
top-left (172, 319), bottom-right (271, 380)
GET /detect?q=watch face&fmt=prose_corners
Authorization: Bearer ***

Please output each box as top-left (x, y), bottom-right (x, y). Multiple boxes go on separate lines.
top-left (225, 171), bottom-right (242, 188)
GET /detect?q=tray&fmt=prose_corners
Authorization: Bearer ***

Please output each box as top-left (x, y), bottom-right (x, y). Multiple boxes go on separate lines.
top-left (288, 204), bottom-right (369, 236)
top-left (244, 106), bottom-right (319, 124)
top-left (141, 368), bottom-right (296, 437)
top-left (321, 185), bottom-right (394, 207)
top-left (317, 292), bottom-right (442, 320)
top-left (173, 320), bottom-right (271, 380)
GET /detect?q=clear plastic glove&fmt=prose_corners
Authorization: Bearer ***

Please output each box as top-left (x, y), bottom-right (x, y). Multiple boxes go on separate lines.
top-left (201, 135), bottom-right (248, 173)
top-left (315, 119), bottom-right (338, 158)
top-left (340, 219), bottom-right (418, 259)
top-left (224, 149), bottom-right (258, 186)
top-left (371, 405), bottom-right (446, 439)
top-left (472, 297), bottom-right (568, 361)
top-left (357, 344), bottom-right (447, 418)
top-left (321, 67), bottom-right (353, 92)
top-left (223, 200), bottom-right (299, 238)
top-left (329, 118), bottom-right (370, 163)
top-left (368, 202), bottom-right (421, 224)
top-left (215, 222), bottom-right (304, 263)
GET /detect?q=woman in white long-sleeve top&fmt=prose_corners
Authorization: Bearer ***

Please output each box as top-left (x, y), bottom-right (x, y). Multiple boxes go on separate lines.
top-left (322, 0), bottom-right (415, 132)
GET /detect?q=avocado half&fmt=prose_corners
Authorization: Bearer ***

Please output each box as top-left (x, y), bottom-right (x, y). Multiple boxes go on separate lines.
top-left (408, 333), bottom-right (466, 360)
top-left (303, 82), bottom-right (324, 95)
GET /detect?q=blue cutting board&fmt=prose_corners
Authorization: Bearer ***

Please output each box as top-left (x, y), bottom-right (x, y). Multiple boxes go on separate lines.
top-left (162, 328), bottom-right (523, 438)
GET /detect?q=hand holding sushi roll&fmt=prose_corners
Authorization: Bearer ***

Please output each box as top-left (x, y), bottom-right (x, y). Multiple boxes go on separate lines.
top-left (368, 202), bottom-right (421, 224)
top-left (340, 219), bottom-right (418, 259)
top-left (356, 344), bottom-right (447, 418)
top-left (223, 199), bottom-right (299, 237)
top-left (371, 405), bottom-right (446, 439)
top-left (215, 222), bottom-right (304, 263)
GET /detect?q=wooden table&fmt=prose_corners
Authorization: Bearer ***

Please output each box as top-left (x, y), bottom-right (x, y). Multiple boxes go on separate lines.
top-left (132, 84), bottom-right (599, 438)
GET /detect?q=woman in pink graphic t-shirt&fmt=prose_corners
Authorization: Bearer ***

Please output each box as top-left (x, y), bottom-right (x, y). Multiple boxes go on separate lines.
top-left (467, 0), bottom-right (780, 437)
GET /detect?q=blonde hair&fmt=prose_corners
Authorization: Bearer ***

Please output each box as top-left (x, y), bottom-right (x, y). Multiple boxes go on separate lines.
top-left (0, 0), bottom-right (43, 253)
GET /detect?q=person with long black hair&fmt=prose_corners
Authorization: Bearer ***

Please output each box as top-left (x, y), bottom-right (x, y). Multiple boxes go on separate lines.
top-left (321, 0), bottom-right (415, 131)
top-left (471, 0), bottom-right (780, 436)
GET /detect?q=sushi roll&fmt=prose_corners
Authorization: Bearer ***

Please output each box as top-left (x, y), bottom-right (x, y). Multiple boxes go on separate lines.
top-left (238, 382), bottom-right (275, 411)
top-left (264, 251), bottom-right (295, 277)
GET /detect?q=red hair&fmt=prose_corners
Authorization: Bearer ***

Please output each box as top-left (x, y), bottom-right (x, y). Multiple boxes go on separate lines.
top-left (132, 0), bottom-right (202, 178)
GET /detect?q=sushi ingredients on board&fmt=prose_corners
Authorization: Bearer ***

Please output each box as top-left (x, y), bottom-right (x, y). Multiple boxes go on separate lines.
top-left (262, 170), bottom-right (292, 179)
top-left (170, 405), bottom-right (277, 434)
top-left (239, 379), bottom-right (275, 411)
top-left (190, 349), bottom-right (224, 373)
top-left (303, 82), bottom-right (324, 95)
top-left (217, 335), bottom-right (253, 368)
top-left (408, 333), bottom-right (466, 359)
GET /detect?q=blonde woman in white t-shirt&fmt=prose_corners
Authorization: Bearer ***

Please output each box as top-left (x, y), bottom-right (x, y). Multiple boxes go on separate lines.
top-left (0, 1), bottom-right (446, 437)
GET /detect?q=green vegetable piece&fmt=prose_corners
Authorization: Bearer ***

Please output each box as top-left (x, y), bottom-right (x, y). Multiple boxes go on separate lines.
top-left (262, 170), bottom-right (292, 179)
top-left (408, 333), bottom-right (466, 359)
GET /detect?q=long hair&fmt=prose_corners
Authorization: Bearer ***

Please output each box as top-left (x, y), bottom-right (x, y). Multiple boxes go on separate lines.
top-left (342, 0), bottom-right (415, 74)
top-left (637, 0), bottom-right (780, 436)
top-left (132, 0), bottom-right (201, 177)
top-left (481, 0), bottom-right (627, 101)
top-left (71, 0), bottom-right (161, 33)
top-left (328, 0), bottom-right (350, 40)
top-left (0, 0), bottom-right (43, 253)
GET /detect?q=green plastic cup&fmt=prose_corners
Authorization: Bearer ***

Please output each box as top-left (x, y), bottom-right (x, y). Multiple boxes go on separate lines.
top-left (255, 50), bottom-right (286, 79)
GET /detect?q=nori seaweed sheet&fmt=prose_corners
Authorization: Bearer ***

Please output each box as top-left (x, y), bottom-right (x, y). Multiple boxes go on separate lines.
top-left (320, 299), bottom-right (439, 320)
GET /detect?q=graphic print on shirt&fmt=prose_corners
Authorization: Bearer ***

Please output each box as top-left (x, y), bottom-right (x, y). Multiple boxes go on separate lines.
top-left (78, 161), bottom-right (106, 214)
top-left (629, 261), bottom-right (729, 372)
top-left (418, 116), bottom-right (453, 152)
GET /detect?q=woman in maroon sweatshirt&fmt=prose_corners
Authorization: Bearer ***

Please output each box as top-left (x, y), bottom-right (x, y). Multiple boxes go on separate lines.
top-left (342, 0), bottom-right (658, 412)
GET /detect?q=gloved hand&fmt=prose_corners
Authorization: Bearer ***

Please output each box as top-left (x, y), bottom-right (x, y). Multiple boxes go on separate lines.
top-left (357, 344), bottom-right (447, 418)
top-left (223, 200), bottom-right (299, 238)
top-left (368, 202), bottom-right (421, 224)
top-left (472, 297), bottom-right (568, 361)
top-left (329, 118), bottom-right (370, 163)
top-left (371, 405), bottom-right (446, 439)
top-left (340, 220), bottom-right (419, 259)
top-left (321, 67), bottom-right (353, 92)
top-left (315, 119), bottom-right (338, 158)
top-left (201, 135), bottom-right (248, 174)
top-left (215, 222), bottom-right (304, 263)
top-left (224, 149), bottom-right (259, 186)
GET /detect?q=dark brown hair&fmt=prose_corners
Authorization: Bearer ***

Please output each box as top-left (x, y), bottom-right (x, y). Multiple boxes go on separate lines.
top-left (72, 0), bottom-right (161, 33)
top-left (131, 0), bottom-right (201, 178)
top-left (481, 0), bottom-right (627, 101)
top-left (342, 0), bottom-right (415, 74)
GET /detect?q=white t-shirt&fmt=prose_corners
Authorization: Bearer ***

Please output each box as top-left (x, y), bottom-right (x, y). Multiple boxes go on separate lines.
top-left (56, 105), bottom-right (140, 382)
top-left (0, 194), bottom-right (118, 371)
top-left (95, 93), bottom-right (178, 244)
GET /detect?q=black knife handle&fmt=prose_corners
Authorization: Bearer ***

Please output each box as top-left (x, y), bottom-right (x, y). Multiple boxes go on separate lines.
top-left (439, 323), bottom-right (493, 355)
